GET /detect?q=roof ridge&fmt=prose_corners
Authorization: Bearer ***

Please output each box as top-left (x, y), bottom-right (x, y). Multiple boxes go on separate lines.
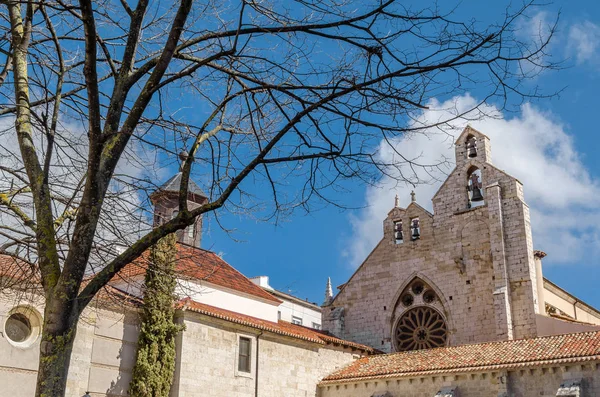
top-left (174, 247), bottom-right (282, 304)
top-left (176, 242), bottom-right (221, 255)
top-left (382, 330), bottom-right (600, 359)
top-left (180, 300), bottom-right (373, 352)
top-left (178, 246), bottom-right (282, 304)
top-left (321, 355), bottom-right (600, 384)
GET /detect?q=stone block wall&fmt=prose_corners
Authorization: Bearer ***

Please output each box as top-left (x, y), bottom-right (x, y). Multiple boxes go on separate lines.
top-left (0, 287), bottom-right (361, 397)
top-left (319, 362), bottom-right (600, 397)
top-left (174, 312), bottom-right (361, 397)
top-left (0, 292), bottom-right (43, 397)
top-left (0, 292), bottom-right (140, 397)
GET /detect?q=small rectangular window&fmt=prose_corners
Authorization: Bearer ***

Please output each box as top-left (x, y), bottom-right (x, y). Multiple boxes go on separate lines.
top-left (238, 337), bottom-right (251, 373)
top-left (277, 311), bottom-right (281, 320)
top-left (292, 316), bottom-right (302, 325)
top-left (312, 322), bottom-right (321, 330)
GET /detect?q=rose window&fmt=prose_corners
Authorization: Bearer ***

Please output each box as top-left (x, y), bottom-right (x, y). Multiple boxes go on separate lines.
top-left (394, 306), bottom-right (447, 351)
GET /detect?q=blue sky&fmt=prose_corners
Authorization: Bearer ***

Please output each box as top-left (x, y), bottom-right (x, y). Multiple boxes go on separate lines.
top-left (192, 0), bottom-right (600, 308)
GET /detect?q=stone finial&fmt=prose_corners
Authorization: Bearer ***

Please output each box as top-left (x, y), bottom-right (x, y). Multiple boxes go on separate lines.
top-left (394, 194), bottom-right (400, 208)
top-left (178, 150), bottom-right (189, 172)
top-left (410, 190), bottom-right (416, 203)
top-left (323, 277), bottom-right (334, 306)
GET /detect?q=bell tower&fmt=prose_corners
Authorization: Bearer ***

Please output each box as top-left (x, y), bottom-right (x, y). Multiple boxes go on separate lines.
top-left (454, 126), bottom-right (491, 209)
top-left (454, 125), bottom-right (492, 166)
top-left (150, 157), bottom-right (208, 247)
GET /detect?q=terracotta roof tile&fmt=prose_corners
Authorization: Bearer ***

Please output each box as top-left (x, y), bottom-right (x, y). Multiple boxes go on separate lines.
top-left (0, 254), bottom-right (141, 308)
top-left (321, 331), bottom-right (600, 383)
top-left (0, 254), bottom-right (42, 291)
top-left (179, 299), bottom-right (373, 353)
top-left (114, 244), bottom-right (281, 304)
top-left (1, 243), bottom-right (279, 305)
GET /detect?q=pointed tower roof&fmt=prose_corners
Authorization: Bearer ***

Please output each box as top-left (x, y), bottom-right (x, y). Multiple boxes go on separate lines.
top-left (150, 172), bottom-right (207, 204)
top-left (454, 125), bottom-right (489, 144)
top-left (323, 277), bottom-right (334, 306)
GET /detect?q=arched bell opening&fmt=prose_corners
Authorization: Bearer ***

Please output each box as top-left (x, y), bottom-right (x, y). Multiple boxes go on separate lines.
top-left (393, 220), bottom-right (404, 244)
top-left (410, 217), bottom-right (420, 240)
top-left (465, 134), bottom-right (478, 159)
top-left (466, 166), bottom-right (484, 208)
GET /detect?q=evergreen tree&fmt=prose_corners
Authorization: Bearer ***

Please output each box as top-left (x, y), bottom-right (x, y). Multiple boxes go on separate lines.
top-left (130, 233), bottom-right (182, 397)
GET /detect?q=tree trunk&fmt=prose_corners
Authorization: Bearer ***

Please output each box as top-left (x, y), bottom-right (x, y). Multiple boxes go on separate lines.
top-left (35, 299), bottom-right (78, 397)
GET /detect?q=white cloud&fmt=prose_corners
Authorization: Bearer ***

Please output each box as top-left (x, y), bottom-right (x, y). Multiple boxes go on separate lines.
top-left (345, 95), bottom-right (600, 268)
top-left (567, 21), bottom-right (600, 65)
top-left (514, 11), bottom-right (557, 77)
top-left (522, 12), bottom-right (554, 46)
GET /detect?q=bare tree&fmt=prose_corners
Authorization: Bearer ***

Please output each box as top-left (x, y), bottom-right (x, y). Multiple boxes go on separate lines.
top-left (0, 0), bottom-right (555, 395)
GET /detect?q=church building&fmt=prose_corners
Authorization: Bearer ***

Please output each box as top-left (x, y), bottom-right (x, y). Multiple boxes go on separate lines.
top-left (319, 126), bottom-right (600, 396)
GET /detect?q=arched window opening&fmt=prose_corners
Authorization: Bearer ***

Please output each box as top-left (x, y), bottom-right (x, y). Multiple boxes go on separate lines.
top-left (466, 135), bottom-right (477, 158)
top-left (467, 167), bottom-right (484, 208)
top-left (394, 220), bottom-right (403, 244)
top-left (411, 280), bottom-right (424, 295)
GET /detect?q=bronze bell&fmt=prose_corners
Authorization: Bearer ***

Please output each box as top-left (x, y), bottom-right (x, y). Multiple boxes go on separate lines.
top-left (471, 186), bottom-right (484, 202)
top-left (411, 219), bottom-right (420, 240)
top-left (468, 172), bottom-right (484, 202)
top-left (412, 227), bottom-right (420, 240)
top-left (467, 137), bottom-right (477, 158)
top-left (396, 230), bottom-right (403, 241)
top-left (394, 221), bottom-right (403, 242)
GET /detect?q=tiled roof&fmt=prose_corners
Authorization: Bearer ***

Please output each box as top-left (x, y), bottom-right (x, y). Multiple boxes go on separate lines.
top-left (321, 331), bottom-right (600, 383)
top-left (0, 254), bottom-right (42, 291)
top-left (0, 254), bottom-right (141, 308)
top-left (179, 298), bottom-right (373, 353)
top-left (1, 243), bottom-right (280, 304)
top-left (113, 244), bottom-right (281, 304)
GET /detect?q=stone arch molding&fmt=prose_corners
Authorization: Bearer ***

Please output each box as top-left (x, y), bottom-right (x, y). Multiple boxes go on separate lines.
top-left (388, 273), bottom-right (453, 351)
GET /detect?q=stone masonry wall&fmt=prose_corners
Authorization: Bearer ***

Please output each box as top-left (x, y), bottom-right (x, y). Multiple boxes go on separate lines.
top-left (0, 292), bottom-right (44, 397)
top-left (0, 291), bottom-right (140, 397)
top-left (319, 362), bottom-right (600, 397)
top-left (0, 294), bottom-right (359, 397)
top-left (174, 312), bottom-right (361, 397)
